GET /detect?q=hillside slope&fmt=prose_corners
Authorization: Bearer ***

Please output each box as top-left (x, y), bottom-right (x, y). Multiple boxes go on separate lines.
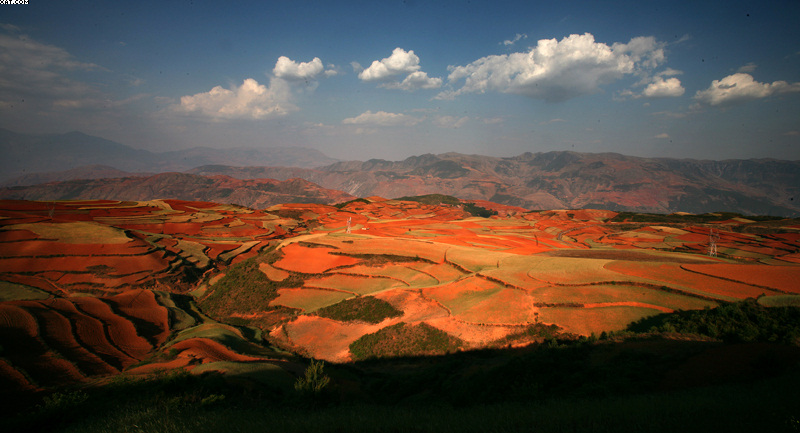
top-left (191, 152), bottom-right (800, 216)
top-left (0, 173), bottom-right (355, 208)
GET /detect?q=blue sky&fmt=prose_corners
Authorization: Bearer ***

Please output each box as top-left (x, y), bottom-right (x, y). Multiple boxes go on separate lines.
top-left (1, 0), bottom-right (799, 161)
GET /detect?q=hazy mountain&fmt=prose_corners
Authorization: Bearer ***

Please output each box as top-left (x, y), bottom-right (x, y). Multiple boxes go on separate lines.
top-left (0, 165), bottom-right (150, 187)
top-left (190, 152), bottom-right (800, 217)
top-left (0, 129), bottom-right (338, 182)
top-left (0, 172), bottom-right (355, 209)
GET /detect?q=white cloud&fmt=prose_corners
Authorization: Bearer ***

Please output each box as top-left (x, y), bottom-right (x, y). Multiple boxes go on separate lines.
top-left (358, 48), bottom-right (442, 91)
top-left (272, 56), bottom-right (324, 80)
top-left (502, 33), bottom-right (527, 46)
top-left (693, 73), bottom-right (800, 106)
top-left (381, 71), bottom-right (442, 91)
top-left (359, 48), bottom-right (421, 81)
top-left (434, 115), bottom-right (469, 128)
top-left (439, 33), bottom-right (665, 102)
top-left (642, 76), bottom-right (685, 98)
top-left (174, 78), bottom-right (294, 120)
top-left (342, 110), bottom-right (421, 126)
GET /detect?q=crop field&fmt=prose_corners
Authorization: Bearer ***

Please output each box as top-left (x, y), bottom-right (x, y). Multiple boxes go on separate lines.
top-left (2, 197), bottom-right (800, 409)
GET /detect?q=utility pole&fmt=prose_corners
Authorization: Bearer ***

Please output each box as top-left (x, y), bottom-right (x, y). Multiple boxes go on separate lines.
top-left (708, 228), bottom-right (719, 257)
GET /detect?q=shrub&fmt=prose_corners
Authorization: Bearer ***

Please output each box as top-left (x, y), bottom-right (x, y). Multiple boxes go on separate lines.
top-left (315, 296), bottom-right (402, 324)
top-left (349, 322), bottom-right (463, 360)
top-left (294, 359), bottom-right (331, 396)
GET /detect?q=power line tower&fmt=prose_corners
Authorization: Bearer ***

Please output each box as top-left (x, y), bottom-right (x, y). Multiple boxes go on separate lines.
top-left (708, 228), bottom-right (719, 257)
top-left (346, 217), bottom-right (351, 234)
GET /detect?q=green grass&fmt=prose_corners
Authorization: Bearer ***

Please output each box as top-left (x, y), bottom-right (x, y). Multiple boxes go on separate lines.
top-left (200, 249), bottom-right (301, 317)
top-left (4, 222), bottom-right (131, 244)
top-left (0, 280), bottom-right (51, 301)
top-left (349, 322), bottom-right (464, 360)
top-left (759, 295), bottom-right (800, 308)
top-left (315, 296), bottom-right (403, 324)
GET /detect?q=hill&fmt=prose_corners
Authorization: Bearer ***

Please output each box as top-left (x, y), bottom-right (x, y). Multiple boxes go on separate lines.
top-left (0, 128), bottom-right (338, 183)
top-left (0, 173), bottom-right (354, 209)
top-left (191, 152), bottom-right (800, 217)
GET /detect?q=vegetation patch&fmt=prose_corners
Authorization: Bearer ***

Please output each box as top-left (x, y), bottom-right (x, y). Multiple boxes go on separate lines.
top-left (315, 296), bottom-right (402, 324)
top-left (200, 250), bottom-right (302, 318)
top-left (349, 322), bottom-right (463, 360)
top-left (628, 298), bottom-right (800, 343)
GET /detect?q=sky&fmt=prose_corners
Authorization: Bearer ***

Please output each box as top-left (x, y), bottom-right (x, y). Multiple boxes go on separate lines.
top-left (1, 0), bottom-right (799, 162)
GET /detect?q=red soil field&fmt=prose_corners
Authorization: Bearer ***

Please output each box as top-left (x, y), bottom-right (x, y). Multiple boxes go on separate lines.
top-left (23, 301), bottom-right (117, 376)
top-left (582, 301), bottom-right (673, 313)
top-left (71, 296), bottom-right (153, 361)
top-left (0, 358), bottom-right (35, 393)
top-left (681, 263), bottom-right (800, 294)
top-left (273, 243), bottom-right (361, 274)
top-left (0, 239), bottom-right (152, 257)
top-left (108, 290), bottom-right (171, 346)
top-left (0, 228), bottom-right (40, 242)
top-left (168, 338), bottom-right (266, 363)
top-left (604, 261), bottom-right (780, 300)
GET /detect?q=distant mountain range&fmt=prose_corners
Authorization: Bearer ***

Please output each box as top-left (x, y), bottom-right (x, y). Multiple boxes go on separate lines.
top-left (0, 173), bottom-right (354, 209)
top-left (1, 129), bottom-right (798, 216)
top-left (190, 152), bottom-right (800, 217)
top-left (0, 128), bottom-right (338, 182)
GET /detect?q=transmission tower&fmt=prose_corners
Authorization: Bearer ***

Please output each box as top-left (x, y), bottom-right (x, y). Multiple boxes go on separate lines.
top-left (346, 217), bottom-right (351, 234)
top-left (708, 228), bottom-right (719, 257)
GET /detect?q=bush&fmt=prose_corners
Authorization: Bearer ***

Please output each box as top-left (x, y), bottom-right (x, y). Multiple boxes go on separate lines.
top-left (315, 296), bottom-right (402, 324)
top-left (349, 322), bottom-right (463, 360)
top-left (294, 359), bottom-right (330, 396)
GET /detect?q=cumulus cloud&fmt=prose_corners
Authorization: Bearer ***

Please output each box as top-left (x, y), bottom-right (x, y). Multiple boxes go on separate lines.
top-left (342, 110), bottom-right (421, 126)
top-left (359, 48), bottom-right (421, 81)
top-left (174, 78), bottom-right (294, 120)
top-left (693, 73), bottom-right (800, 106)
top-left (642, 76), bottom-right (685, 98)
top-left (358, 48), bottom-right (441, 91)
top-left (439, 33), bottom-right (665, 102)
top-left (272, 56), bottom-right (324, 80)
top-left (382, 71), bottom-right (442, 91)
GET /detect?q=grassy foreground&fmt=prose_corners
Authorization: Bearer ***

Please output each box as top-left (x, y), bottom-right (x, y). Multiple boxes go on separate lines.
top-left (12, 367), bottom-right (800, 433)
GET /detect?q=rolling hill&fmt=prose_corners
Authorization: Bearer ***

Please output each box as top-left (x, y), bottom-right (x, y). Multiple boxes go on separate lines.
top-left (0, 172), bottom-right (354, 209)
top-left (191, 152), bottom-right (800, 217)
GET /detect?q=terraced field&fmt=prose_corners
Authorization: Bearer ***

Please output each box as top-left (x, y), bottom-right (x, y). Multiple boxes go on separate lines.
top-left (2, 196), bottom-right (799, 382)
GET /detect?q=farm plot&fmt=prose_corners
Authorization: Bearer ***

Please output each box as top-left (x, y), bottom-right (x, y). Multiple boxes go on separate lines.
top-left (271, 288), bottom-right (354, 312)
top-left (1, 221), bottom-right (132, 244)
top-left (529, 284), bottom-right (717, 311)
top-left (303, 274), bottom-right (403, 295)
top-left (604, 261), bottom-right (780, 301)
top-left (423, 276), bottom-right (538, 325)
top-left (681, 263), bottom-right (800, 294)
top-left (336, 264), bottom-right (438, 287)
top-left (308, 236), bottom-right (450, 263)
top-left (526, 256), bottom-right (627, 285)
top-left (272, 243), bottom-right (360, 274)
top-left (445, 246), bottom-right (514, 272)
top-left (537, 305), bottom-right (664, 336)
